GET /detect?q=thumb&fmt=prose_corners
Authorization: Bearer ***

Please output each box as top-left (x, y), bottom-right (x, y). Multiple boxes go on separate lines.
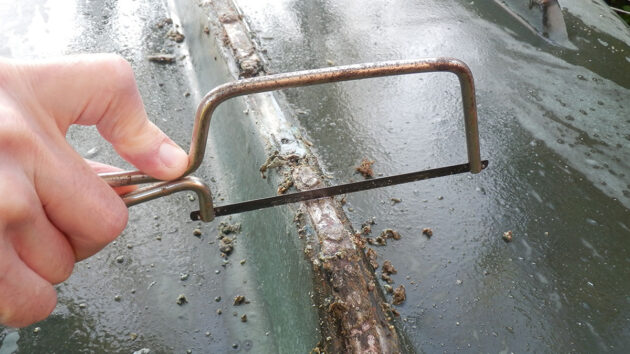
top-left (25, 54), bottom-right (189, 180)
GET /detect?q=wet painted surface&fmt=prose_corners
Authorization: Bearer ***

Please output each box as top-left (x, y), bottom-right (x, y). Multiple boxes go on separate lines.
top-left (235, 0), bottom-right (630, 352)
top-left (0, 0), bottom-right (319, 352)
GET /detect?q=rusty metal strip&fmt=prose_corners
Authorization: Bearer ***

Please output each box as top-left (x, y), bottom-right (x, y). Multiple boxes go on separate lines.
top-left (122, 176), bottom-right (214, 222)
top-left (100, 58), bottom-right (482, 191)
top-left (100, 59), bottom-right (483, 224)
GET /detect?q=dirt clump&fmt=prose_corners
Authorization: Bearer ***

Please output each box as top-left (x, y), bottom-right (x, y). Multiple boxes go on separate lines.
top-left (176, 294), bottom-right (188, 305)
top-left (392, 285), bottom-right (406, 305)
top-left (378, 229), bottom-right (401, 242)
top-left (217, 222), bottom-right (240, 257)
top-left (277, 176), bottom-right (294, 194)
top-left (219, 222), bottom-right (241, 235)
top-left (167, 28), bottom-right (185, 43)
top-left (219, 237), bottom-right (233, 255)
top-left (366, 248), bottom-right (378, 269)
top-left (361, 218), bottom-right (375, 235)
top-left (368, 235), bottom-right (387, 246)
top-left (355, 158), bottom-right (375, 178)
top-left (233, 295), bottom-right (247, 305)
top-left (382, 260), bottom-right (397, 275)
top-left (156, 17), bottom-right (173, 29)
top-left (381, 273), bottom-right (393, 284)
top-left (147, 54), bottom-right (176, 64)
top-left (365, 228), bottom-right (402, 246)
top-left (259, 151), bottom-right (286, 178)
top-left (352, 232), bottom-right (367, 249)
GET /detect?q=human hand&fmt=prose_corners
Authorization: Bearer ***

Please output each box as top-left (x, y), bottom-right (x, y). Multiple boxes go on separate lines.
top-left (0, 54), bottom-right (188, 327)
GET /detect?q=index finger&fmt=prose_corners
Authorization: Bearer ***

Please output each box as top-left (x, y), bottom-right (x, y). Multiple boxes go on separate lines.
top-left (17, 54), bottom-right (189, 181)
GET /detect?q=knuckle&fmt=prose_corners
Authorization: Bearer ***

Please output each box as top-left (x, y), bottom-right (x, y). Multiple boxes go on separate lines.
top-left (53, 258), bottom-right (75, 285)
top-left (0, 108), bottom-right (35, 155)
top-left (49, 243), bottom-right (75, 284)
top-left (2, 199), bottom-right (33, 226)
top-left (109, 199), bottom-right (129, 237)
top-left (0, 174), bottom-right (36, 225)
top-left (0, 259), bottom-right (57, 327)
top-left (0, 291), bottom-right (56, 328)
top-left (98, 197), bottom-right (128, 244)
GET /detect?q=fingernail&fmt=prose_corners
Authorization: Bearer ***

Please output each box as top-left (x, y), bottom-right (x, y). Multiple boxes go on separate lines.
top-left (159, 141), bottom-right (187, 170)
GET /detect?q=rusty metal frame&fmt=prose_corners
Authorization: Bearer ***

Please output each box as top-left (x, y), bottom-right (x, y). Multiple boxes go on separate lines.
top-left (122, 176), bottom-right (214, 220)
top-left (99, 58), bottom-right (482, 222)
